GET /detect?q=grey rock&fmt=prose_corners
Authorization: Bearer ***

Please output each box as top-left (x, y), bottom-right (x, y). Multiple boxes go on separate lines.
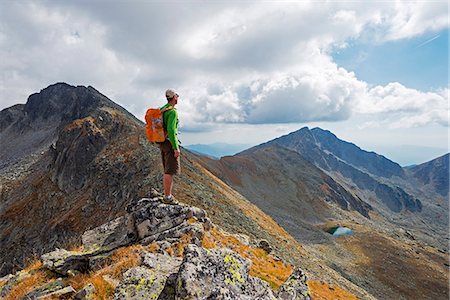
top-left (140, 252), bottom-right (182, 274)
top-left (41, 249), bottom-right (90, 275)
top-left (82, 216), bottom-right (136, 252)
top-left (258, 239), bottom-right (273, 254)
top-left (74, 283), bottom-right (96, 300)
top-left (132, 199), bottom-right (191, 237)
top-left (150, 188), bottom-right (161, 198)
top-left (113, 266), bottom-right (167, 300)
top-left (176, 244), bottom-right (276, 300)
top-left (42, 285), bottom-right (76, 298)
top-left (277, 268), bottom-right (311, 300)
top-left (140, 223), bottom-right (204, 247)
top-left (21, 278), bottom-right (66, 299)
top-left (156, 240), bottom-right (172, 250)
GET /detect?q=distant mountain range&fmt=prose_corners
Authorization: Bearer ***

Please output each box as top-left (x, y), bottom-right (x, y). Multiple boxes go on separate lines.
top-left (1, 83), bottom-right (448, 300)
top-left (185, 143), bottom-right (252, 159)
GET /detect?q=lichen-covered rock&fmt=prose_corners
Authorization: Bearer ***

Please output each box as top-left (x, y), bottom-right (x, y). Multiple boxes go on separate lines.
top-left (21, 278), bottom-right (69, 299)
top-left (141, 252), bottom-right (182, 300)
top-left (132, 198), bottom-right (195, 238)
top-left (74, 283), bottom-right (96, 300)
top-left (140, 252), bottom-right (182, 273)
top-left (113, 266), bottom-right (166, 300)
top-left (277, 268), bottom-right (311, 300)
top-left (42, 285), bottom-right (76, 298)
top-left (82, 215), bottom-right (136, 252)
top-left (113, 252), bottom-right (182, 300)
top-left (41, 249), bottom-right (90, 275)
top-left (176, 244), bottom-right (276, 300)
top-left (128, 198), bottom-right (206, 246)
top-left (140, 223), bottom-right (204, 247)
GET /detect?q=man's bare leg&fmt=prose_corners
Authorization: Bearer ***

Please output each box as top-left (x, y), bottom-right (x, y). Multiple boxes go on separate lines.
top-left (163, 174), bottom-right (173, 197)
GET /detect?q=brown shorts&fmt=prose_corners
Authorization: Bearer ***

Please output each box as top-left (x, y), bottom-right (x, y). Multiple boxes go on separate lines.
top-left (159, 139), bottom-right (180, 175)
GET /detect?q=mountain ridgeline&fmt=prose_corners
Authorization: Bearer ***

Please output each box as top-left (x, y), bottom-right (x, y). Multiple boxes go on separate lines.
top-left (0, 83), bottom-right (448, 300)
top-left (243, 127), bottom-right (423, 213)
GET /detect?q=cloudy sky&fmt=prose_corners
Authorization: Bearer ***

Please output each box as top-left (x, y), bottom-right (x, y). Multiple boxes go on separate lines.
top-left (1, 0), bottom-right (448, 165)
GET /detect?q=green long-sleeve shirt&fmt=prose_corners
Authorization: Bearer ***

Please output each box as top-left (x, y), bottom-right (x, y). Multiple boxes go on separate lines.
top-left (161, 103), bottom-right (179, 150)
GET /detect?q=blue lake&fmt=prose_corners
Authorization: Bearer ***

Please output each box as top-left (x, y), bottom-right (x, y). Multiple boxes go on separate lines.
top-left (327, 226), bottom-right (353, 237)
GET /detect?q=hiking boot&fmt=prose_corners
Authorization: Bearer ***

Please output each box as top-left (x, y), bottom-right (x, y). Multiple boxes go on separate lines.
top-left (161, 195), bottom-right (178, 205)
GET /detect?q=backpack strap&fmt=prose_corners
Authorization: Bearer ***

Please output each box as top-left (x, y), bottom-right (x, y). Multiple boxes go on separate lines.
top-left (161, 105), bottom-right (173, 113)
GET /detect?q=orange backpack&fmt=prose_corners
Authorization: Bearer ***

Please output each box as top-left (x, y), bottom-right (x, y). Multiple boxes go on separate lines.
top-left (145, 106), bottom-right (172, 142)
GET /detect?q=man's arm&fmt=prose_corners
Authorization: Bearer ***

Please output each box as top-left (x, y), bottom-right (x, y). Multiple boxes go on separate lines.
top-left (166, 110), bottom-right (180, 151)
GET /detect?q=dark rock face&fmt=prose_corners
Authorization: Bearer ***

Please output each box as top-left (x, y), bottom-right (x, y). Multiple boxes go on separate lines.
top-left (0, 82), bottom-right (138, 171)
top-left (0, 104), bottom-right (25, 131)
top-left (51, 118), bottom-right (107, 192)
top-left (309, 128), bottom-right (404, 178)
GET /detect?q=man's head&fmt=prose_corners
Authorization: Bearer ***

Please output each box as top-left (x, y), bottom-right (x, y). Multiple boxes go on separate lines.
top-left (165, 89), bottom-right (179, 104)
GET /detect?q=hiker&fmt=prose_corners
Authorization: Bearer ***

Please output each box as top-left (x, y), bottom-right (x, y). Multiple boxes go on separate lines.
top-left (160, 88), bottom-right (180, 204)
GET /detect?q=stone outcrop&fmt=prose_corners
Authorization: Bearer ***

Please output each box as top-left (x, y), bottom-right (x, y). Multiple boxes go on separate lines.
top-left (3, 193), bottom-right (311, 300)
top-left (42, 196), bottom-right (210, 276)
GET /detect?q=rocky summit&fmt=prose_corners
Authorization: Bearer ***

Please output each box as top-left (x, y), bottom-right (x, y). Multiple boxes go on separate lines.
top-left (0, 190), bottom-right (311, 300)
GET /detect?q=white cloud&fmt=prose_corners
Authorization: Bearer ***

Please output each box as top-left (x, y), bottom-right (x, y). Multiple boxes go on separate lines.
top-left (0, 0), bottom-right (447, 137)
top-left (356, 83), bottom-right (448, 128)
top-left (383, 1), bottom-right (448, 41)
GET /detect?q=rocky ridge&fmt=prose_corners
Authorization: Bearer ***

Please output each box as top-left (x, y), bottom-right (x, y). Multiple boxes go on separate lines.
top-left (0, 189), bottom-right (311, 300)
top-left (245, 126), bottom-right (423, 213)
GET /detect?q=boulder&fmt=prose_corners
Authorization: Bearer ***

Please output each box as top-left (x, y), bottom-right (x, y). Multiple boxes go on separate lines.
top-left (41, 249), bottom-right (90, 275)
top-left (129, 198), bottom-right (206, 245)
top-left (140, 252), bottom-right (182, 273)
top-left (113, 266), bottom-right (167, 300)
top-left (176, 244), bottom-right (277, 300)
top-left (82, 215), bottom-right (136, 252)
top-left (258, 239), bottom-right (273, 254)
top-left (113, 252), bottom-right (182, 300)
top-left (277, 268), bottom-right (311, 300)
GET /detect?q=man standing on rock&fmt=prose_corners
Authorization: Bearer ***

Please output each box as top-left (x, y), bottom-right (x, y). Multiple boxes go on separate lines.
top-left (159, 89), bottom-right (181, 204)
